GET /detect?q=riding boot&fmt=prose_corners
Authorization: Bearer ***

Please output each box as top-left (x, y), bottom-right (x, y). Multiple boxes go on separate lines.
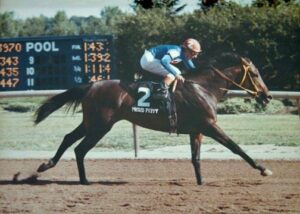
top-left (153, 82), bottom-right (169, 100)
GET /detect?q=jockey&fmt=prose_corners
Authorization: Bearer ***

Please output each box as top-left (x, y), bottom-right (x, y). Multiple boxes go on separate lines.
top-left (140, 38), bottom-right (202, 98)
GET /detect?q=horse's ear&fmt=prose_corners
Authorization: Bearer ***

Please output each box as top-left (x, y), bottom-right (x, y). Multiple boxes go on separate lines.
top-left (240, 57), bottom-right (250, 66)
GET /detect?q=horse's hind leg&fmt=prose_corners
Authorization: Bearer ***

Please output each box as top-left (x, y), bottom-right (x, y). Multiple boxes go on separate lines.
top-left (37, 122), bottom-right (86, 172)
top-left (74, 125), bottom-right (112, 185)
top-left (203, 122), bottom-right (272, 176)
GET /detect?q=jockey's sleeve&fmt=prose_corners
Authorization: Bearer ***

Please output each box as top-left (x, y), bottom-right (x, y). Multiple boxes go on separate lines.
top-left (160, 54), bottom-right (181, 76)
top-left (183, 59), bottom-right (196, 70)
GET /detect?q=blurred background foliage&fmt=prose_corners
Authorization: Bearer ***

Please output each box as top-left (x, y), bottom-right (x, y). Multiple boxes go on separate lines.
top-left (0, 0), bottom-right (299, 90)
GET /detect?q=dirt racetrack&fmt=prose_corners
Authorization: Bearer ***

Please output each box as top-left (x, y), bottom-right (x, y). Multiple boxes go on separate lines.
top-left (0, 159), bottom-right (299, 213)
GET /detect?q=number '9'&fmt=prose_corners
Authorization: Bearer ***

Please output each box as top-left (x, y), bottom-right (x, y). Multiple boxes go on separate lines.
top-left (29, 56), bottom-right (34, 65)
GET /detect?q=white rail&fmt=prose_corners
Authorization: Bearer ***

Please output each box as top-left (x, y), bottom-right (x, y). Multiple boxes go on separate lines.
top-left (226, 90), bottom-right (300, 99)
top-left (1, 90), bottom-right (300, 99)
top-left (0, 90), bottom-right (65, 98)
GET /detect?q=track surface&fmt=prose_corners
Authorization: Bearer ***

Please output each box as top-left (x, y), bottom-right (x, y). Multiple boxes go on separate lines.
top-left (0, 159), bottom-right (300, 213)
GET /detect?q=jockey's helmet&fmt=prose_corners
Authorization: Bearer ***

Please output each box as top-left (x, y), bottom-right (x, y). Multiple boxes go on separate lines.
top-left (183, 38), bottom-right (201, 53)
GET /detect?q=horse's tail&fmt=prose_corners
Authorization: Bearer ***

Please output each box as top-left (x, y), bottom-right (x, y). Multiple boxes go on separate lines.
top-left (34, 84), bottom-right (92, 124)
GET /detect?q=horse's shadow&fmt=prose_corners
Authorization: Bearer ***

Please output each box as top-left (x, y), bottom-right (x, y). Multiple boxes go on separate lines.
top-left (0, 179), bottom-right (128, 186)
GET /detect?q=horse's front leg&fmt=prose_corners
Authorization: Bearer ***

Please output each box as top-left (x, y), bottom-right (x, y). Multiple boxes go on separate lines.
top-left (203, 122), bottom-right (273, 176)
top-left (189, 133), bottom-right (204, 185)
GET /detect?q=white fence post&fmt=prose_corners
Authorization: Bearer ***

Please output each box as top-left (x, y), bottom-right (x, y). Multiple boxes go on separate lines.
top-left (132, 124), bottom-right (139, 158)
top-left (297, 99), bottom-right (300, 120)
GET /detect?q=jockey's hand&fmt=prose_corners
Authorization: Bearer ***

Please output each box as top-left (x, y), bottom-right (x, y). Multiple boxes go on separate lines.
top-left (176, 75), bottom-right (185, 83)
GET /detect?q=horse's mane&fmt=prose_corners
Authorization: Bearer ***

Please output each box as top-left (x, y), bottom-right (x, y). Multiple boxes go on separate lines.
top-left (197, 52), bottom-right (241, 72)
top-left (178, 52), bottom-right (242, 112)
top-left (185, 52), bottom-right (242, 82)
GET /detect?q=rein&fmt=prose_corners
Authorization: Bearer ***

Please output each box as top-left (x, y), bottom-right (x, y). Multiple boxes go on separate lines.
top-left (211, 65), bottom-right (259, 96)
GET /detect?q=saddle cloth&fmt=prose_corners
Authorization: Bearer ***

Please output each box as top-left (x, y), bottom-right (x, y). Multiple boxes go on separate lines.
top-left (122, 81), bottom-right (177, 133)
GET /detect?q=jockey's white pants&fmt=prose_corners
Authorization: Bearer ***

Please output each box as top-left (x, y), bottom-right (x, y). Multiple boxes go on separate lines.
top-left (140, 50), bottom-right (180, 80)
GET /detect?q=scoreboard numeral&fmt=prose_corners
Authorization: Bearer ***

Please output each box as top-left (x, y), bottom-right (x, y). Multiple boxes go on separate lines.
top-left (26, 67), bottom-right (35, 75)
top-left (29, 56), bottom-right (34, 65)
top-left (0, 57), bottom-right (19, 66)
top-left (74, 76), bottom-right (83, 83)
top-left (0, 43), bottom-right (22, 52)
top-left (0, 78), bottom-right (19, 88)
top-left (27, 78), bottom-right (34, 87)
top-left (0, 68), bottom-right (19, 77)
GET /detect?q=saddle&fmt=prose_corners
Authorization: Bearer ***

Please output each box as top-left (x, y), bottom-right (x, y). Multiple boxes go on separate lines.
top-left (122, 80), bottom-right (178, 133)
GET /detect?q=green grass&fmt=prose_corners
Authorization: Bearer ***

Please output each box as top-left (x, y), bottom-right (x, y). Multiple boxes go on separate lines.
top-left (0, 108), bottom-right (299, 151)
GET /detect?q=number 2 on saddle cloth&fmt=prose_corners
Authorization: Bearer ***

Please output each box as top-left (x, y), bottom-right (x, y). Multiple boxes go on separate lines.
top-left (127, 81), bottom-right (178, 133)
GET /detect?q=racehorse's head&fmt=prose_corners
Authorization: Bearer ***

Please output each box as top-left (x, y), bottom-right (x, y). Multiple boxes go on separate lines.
top-left (239, 58), bottom-right (272, 106)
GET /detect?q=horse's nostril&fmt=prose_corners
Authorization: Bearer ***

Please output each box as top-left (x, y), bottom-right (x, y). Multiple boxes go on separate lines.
top-left (267, 95), bottom-right (273, 100)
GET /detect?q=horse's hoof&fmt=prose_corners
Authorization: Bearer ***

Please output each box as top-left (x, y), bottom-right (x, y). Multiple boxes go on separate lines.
top-left (261, 168), bottom-right (273, 176)
top-left (80, 179), bottom-right (90, 185)
top-left (12, 172), bottom-right (39, 184)
top-left (197, 179), bottom-right (203, 185)
top-left (37, 160), bottom-right (54, 172)
top-left (13, 172), bottom-right (21, 183)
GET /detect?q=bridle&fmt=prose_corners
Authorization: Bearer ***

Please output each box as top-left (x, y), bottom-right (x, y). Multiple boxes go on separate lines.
top-left (212, 64), bottom-right (260, 96)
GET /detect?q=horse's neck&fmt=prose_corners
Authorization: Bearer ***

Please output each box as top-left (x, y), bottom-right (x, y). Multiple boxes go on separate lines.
top-left (187, 66), bottom-right (241, 101)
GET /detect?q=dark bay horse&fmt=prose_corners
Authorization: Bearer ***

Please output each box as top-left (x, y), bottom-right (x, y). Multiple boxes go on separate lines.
top-left (35, 53), bottom-right (273, 185)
